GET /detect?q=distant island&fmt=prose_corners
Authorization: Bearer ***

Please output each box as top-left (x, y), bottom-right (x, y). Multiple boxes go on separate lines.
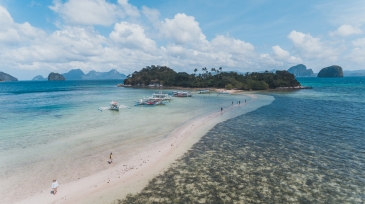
top-left (48, 72), bottom-right (65, 81)
top-left (32, 75), bottom-right (47, 81)
top-left (32, 69), bottom-right (126, 81)
top-left (123, 65), bottom-right (301, 90)
top-left (0, 71), bottom-right (18, 81)
top-left (317, 65), bottom-right (344, 78)
top-left (343, 70), bottom-right (365, 76)
top-left (287, 64), bottom-right (315, 77)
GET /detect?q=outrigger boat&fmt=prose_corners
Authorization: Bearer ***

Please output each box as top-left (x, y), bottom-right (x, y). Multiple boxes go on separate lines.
top-left (146, 93), bottom-right (172, 101)
top-left (134, 99), bottom-right (156, 106)
top-left (172, 91), bottom-right (192, 97)
top-left (109, 101), bottom-right (120, 111)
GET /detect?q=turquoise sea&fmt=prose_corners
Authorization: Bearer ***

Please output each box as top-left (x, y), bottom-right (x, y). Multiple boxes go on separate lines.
top-left (120, 77), bottom-right (365, 203)
top-left (1, 77), bottom-right (364, 203)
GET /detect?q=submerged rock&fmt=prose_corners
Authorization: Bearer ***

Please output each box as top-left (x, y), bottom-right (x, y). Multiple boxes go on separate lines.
top-left (317, 65), bottom-right (344, 78)
top-left (48, 72), bottom-right (66, 81)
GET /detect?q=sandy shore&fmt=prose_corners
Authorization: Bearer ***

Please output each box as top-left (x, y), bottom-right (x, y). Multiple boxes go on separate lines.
top-left (16, 94), bottom-right (260, 204)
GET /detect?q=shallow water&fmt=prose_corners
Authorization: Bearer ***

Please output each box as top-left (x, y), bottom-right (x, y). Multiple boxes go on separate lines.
top-left (118, 77), bottom-right (365, 203)
top-left (0, 80), bottom-right (262, 203)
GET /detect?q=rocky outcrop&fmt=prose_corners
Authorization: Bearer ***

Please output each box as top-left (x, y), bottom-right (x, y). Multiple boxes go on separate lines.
top-left (287, 64), bottom-right (315, 77)
top-left (0, 71), bottom-right (18, 81)
top-left (32, 75), bottom-right (47, 81)
top-left (317, 65), bottom-right (344, 78)
top-left (48, 72), bottom-right (66, 81)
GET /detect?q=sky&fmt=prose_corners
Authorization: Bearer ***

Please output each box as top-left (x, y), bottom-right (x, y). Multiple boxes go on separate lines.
top-left (0, 0), bottom-right (365, 80)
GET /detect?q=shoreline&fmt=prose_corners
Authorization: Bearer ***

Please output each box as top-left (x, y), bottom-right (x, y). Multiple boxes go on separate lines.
top-left (16, 93), bottom-right (273, 204)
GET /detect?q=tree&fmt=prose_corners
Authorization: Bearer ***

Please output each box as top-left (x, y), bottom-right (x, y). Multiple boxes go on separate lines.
top-left (194, 68), bottom-right (198, 74)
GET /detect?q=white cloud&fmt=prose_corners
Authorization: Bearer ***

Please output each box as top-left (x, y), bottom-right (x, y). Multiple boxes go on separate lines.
top-left (346, 48), bottom-right (365, 63)
top-left (272, 45), bottom-right (302, 64)
top-left (272, 45), bottom-right (290, 59)
top-left (109, 22), bottom-right (157, 52)
top-left (352, 38), bottom-right (365, 47)
top-left (0, 5), bottom-right (45, 45)
top-left (117, 0), bottom-right (139, 18)
top-left (288, 30), bottom-right (337, 61)
top-left (330, 24), bottom-right (362, 36)
top-left (211, 35), bottom-right (254, 56)
top-left (259, 53), bottom-right (283, 67)
top-left (49, 0), bottom-right (139, 26)
top-left (161, 13), bottom-right (207, 45)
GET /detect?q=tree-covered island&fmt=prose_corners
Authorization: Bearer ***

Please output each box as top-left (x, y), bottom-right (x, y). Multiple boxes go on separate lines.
top-left (123, 65), bottom-right (301, 90)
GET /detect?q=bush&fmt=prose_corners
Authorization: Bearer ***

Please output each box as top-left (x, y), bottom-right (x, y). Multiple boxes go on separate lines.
top-left (225, 84), bottom-right (233, 90)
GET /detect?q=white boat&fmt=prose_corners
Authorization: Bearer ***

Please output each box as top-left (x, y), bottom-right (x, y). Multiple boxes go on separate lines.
top-left (109, 101), bottom-right (119, 111)
top-left (197, 90), bottom-right (210, 94)
top-left (146, 93), bottom-right (172, 101)
top-left (172, 91), bottom-right (192, 97)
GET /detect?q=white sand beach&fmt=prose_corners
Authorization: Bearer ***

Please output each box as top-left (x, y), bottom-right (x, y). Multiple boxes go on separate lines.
top-left (10, 93), bottom-right (273, 204)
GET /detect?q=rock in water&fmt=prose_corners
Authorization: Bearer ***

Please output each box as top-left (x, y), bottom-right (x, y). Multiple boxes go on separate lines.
top-left (0, 71), bottom-right (18, 81)
top-left (317, 65), bottom-right (344, 78)
top-left (287, 64), bottom-right (315, 77)
top-left (48, 72), bottom-right (66, 81)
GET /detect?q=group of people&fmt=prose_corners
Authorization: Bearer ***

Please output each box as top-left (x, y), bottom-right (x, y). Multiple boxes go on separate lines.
top-left (222, 99), bottom-right (247, 112)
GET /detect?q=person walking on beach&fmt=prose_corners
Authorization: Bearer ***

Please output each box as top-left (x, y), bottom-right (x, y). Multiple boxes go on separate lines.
top-left (239, 101), bottom-right (240, 105)
top-left (221, 107), bottom-right (223, 112)
top-left (109, 152), bottom-right (113, 163)
top-left (51, 180), bottom-right (58, 195)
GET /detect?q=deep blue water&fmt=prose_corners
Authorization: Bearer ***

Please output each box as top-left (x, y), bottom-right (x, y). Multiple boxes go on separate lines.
top-left (120, 77), bottom-right (365, 203)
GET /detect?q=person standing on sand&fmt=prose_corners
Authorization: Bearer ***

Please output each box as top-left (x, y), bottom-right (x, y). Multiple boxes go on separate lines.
top-left (221, 107), bottom-right (223, 112)
top-left (110, 152), bottom-right (113, 163)
top-left (51, 180), bottom-right (58, 195)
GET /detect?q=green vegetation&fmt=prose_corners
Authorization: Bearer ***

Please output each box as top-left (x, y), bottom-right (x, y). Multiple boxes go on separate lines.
top-left (123, 65), bottom-right (300, 90)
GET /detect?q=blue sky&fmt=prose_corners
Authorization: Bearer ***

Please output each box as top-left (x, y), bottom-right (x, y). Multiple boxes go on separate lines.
top-left (0, 0), bottom-right (364, 80)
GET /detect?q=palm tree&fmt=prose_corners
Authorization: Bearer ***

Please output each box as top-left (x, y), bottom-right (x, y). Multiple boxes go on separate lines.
top-left (194, 68), bottom-right (198, 73)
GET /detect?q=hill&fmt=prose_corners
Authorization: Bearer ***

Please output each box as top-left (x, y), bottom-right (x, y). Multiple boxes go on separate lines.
top-left (124, 65), bottom-right (300, 90)
top-left (287, 64), bottom-right (315, 77)
top-left (61, 69), bottom-right (126, 80)
top-left (318, 65), bottom-right (344, 78)
top-left (0, 72), bottom-right (18, 81)
top-left (343, 70), bottom-right (365, 76)
top-left (32, 75), bottom-right (47, 81)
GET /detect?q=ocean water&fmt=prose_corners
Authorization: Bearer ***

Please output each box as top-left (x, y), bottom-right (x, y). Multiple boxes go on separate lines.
top-left (119, 77), bottom-right (365, 203)
top-left (0, 80), bottom-right (263, 203)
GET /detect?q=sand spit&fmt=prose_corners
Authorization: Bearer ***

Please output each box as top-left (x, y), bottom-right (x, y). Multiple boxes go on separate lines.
top-left (16, 93), bottom-right (271, 204)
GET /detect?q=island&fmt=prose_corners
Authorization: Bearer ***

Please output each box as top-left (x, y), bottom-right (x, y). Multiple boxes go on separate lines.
top-left (48, 72), bottom-right (66, 81)
top-left (62, 69), bottom-right (126, 80)
top-left (317, 65), bottom-right (344, 78)
top-left (32, 75), bottom-right (47, 81)
top-left (0, 71), bottom-right (18, 81)
top-left (123, 65), bottom-right (301, 90)
top-left (287, 64), bottom-right (315, 77)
